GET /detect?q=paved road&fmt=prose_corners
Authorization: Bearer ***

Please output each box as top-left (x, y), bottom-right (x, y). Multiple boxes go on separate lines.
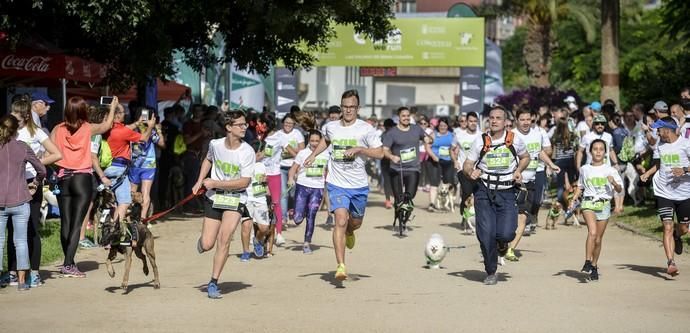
top-left (2, 191), bottom-right (690, 332)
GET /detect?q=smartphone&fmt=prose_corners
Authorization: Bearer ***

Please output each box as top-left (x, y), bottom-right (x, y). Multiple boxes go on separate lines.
top-left (141, 109), bottom-right (150, 121)
top-left (100, 96), bottom-right (114, 105)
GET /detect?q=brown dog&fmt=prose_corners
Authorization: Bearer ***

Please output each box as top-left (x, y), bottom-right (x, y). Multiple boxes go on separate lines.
top-left (104, 192), bottom-right (160, 290)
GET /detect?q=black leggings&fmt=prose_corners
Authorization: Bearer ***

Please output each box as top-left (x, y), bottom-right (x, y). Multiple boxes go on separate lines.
top-left (7, 180), bottom-right (43, 271)
top-left (389, 169), bottom-right (420, 206)
top-left (57, 174), bottom-right (93, 266)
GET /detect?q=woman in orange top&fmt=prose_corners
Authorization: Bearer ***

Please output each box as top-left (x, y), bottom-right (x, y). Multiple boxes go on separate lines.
top-left (50, 96), bottom-right (118, 278)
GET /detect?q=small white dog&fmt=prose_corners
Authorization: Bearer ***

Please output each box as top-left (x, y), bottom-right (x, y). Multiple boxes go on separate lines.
top-left (435, 183), bottom-right (455, 213)
top-left (425, 233), bottom-right (448, 269)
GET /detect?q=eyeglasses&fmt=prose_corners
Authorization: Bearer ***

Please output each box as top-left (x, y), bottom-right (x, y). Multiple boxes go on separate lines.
top-left (594, 122), bottom-right (606, 126)
top-left (232, 123), bottom-right (249, 128)
top-left (419, 122), bottom-right (428, 125)
top-left (340, 104), bottom-right (359, 111)
top-left (283, 121), bottom-right (295, 126)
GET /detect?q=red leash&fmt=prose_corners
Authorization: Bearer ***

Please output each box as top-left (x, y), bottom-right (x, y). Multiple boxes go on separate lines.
top-left (143, 188), bottom-right (207, 224)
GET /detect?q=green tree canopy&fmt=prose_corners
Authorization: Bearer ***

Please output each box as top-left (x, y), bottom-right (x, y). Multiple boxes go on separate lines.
top-left (0, 0), bottom-right (394, 89)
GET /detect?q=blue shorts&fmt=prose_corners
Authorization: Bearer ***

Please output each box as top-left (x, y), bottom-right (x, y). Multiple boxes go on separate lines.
top-left (129, 167), bottom-right (156, 185)
top-left (327, 183), bottom-right (369, 219)
top-left (104, 165), bottom-right (132, 205)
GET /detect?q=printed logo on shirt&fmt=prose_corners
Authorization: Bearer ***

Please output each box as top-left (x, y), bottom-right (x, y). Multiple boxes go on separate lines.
top-left (586, 177), bottom-right (608, 189)
top-left (282, 139), bottom-right (298, 158)
top-left (215, 160), bottom-right (240, 177)
top-left (661, 153), bottom-right (682, 167)
top-left (526, 142), bottom-right (541, 153)
top-left (461, 142), bottom-right (472, 152)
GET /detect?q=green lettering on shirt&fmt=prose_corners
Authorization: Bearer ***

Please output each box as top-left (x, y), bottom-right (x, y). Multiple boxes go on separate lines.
top-left (586, 177), bottom-right (608, 188)
top-left (661, 153), bottom-right (681, 167)
top-left (215, 160), bottom-right (240, 177)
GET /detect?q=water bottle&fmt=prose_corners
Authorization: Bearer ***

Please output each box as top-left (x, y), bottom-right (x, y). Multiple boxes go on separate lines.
top-left (565, 200), bottom-right (580, 219)
top-left (97, 183), bottom-right (106, 192)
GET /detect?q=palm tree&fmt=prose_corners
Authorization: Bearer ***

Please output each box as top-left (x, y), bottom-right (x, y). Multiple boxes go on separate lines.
top-left (481, 0), bottom-right (596, 88)
top-left (601, 0), bottom-right (619, 105)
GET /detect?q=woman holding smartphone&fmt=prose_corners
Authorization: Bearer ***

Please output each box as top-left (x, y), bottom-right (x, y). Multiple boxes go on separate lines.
top-left (129, 107), bottom-right (165, 222)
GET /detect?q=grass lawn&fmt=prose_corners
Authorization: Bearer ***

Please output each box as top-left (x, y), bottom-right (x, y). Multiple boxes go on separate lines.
top-left (614, 204), bottom-right (690, 247)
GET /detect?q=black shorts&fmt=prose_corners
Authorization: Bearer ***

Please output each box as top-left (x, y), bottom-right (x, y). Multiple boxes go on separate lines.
top-left (428, 159), bottom-right (456, 186)
top-left (516, 182), bottom-right (535, 217)
top-left (204, 197), bottom-right (251, 221)
top-left (656, 197), bottom-right (690, 224)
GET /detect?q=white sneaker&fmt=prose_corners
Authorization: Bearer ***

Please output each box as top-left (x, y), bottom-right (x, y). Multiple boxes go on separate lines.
top-left (275, 233), bottom-right (286, 246)
top-left (498, 256), bottom-right (506, 266)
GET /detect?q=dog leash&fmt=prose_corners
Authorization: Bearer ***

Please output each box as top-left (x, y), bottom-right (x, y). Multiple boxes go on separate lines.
top-left (143, 188), bottom-right (207, 224)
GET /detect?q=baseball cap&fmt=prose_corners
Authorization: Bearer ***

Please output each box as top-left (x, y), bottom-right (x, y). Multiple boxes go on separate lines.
top-left (563, 96), bottom-right (576, 103)
top-left (653, 101), bottom-right (669, 113)
top-left (650, 117), bottom-right (678, 130)
top-left (328, 105), bottom-right (341, 114)
top-left (31, 91), bottom-right (55, 104)
top-left (589, 102), bottom-right (602, 112)
top-left (593, 114), bottom-right (607, 124)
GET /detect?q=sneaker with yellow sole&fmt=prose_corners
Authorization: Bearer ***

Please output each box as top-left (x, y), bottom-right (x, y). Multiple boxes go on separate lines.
top-left (345, 232), bottom-right (356, 249)
top-left (505, 248), bottom-right (519, 262)
top-left (335, 264), bottom-right (348, 281)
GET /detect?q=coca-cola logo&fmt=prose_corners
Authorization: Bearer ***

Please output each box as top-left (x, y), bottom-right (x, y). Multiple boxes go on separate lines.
top-left (1, 55), bottom-right (51, 72)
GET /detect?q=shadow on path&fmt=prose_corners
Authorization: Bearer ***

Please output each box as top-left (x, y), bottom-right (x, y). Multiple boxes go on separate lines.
top-left (447, 270), bottom-right (511, 283)
top-left (299, 271), bottom-right (372, 289)
top-left (616, 264), bottom-right (674, 281)
top-left (196, 281), bottom-right (252, 295)
top-left (553, 270), bottom-right (589, 283)
top-left (105, 281), bottom-right (159, 295)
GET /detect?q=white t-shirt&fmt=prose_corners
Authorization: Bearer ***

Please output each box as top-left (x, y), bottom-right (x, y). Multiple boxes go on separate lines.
top-left (576, 120), bottom-right (591, 136)
top-left (262, 131), bottom-right (288, 176)
top-left (204, 139), bottom-right (255, 204)
top-left (322, 119), bottom-right (382, 189)
top-left (652, 137), bottom-right (690, 200)
top-left (578, 164), bottom-right (622, 200)
top-left (293, 147), bottom-right (330, 189)
top-left (453, 128), bottom-right (481, 165)
top-left (580, 131), bottom-right (614, 165)
top-left (512, 127), bottom-right (549, 182)
top-left (247, 162), bottom-right (269, 203)
top-left (681, 122), bottom-right (690, 139)
top-left (17, 127), bottom-right (48, 179)
top-left (466, 130), bottom-right (527, 190)
top-left (279, 129), bottom-right (304, 168)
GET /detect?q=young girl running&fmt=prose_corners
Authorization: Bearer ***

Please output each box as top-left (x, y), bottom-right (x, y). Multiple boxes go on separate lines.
top-left (569, 139), bottom-right (623, 281)
top-left (192, 110), bottom-right (255, 299)
top-left (288, 130), bottom-right (330, 254)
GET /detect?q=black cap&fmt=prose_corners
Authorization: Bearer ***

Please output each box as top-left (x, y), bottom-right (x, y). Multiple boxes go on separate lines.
top-left (328, 105), bottom-right (341, 114)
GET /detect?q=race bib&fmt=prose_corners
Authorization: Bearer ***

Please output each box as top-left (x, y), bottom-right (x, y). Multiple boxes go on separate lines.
top-left (400, 147), bottom-right (417, 163)
top-left (306, 166), bottom-right (324, 177)
top-left (263, 145), bottom-right (274, 157)
top-left (485, 150), bottom-right (512, 170)
top-left (527, 158), bottom-right (539, 171)
top-left (212, 191), bottom-right (241, 210)
top-left (439, 146), bottom-right (450, 157)
top-left (282, 140), bottom-right (298, 159)
top-left (582, 200), bottom-right (605, 212)
top-left (251, 182), bottom-right (267, 197)
top-left (333, 145), bottom-right (355, 162)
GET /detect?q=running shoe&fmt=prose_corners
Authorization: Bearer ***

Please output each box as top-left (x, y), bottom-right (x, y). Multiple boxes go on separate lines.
top-left (581, 260), bottom-right (593, 274)
top-left (275, 233), bottom-right (286, 246)
top-left (59, 265), bottom-right (86, 278)
top-left (0, 272), bottom-right (18, 286)
top-left (29, 271), bottom-right (44, 287)
top-left (253, 237), bottom-right (265, 258)
top-left (498, 256), bottom-right (505, 266)
top-left (505, 248), bottom-right (519, 262)
top-left (196, 237), bottom-right (204, 254)
top-left (240, 252), bottom-right (251, 262)
top-left (589, 266), bottom-right (599, 281)
top-left (667, 259), bottom-right (679, 276)
top-left (303, 243), bottom-right (313, 254)
top-left (335, 264), bottom-right (348, 281)
top-left (345, 231), bottom-right (356, 249)
top-left (483, 274), bottom-right (498, 285)
top-left (673, 229), bottom-right (683, 255)
top-left (17, 283), bottom-right (30, 291)
top-left (207, 281), bottom-right (222, 299)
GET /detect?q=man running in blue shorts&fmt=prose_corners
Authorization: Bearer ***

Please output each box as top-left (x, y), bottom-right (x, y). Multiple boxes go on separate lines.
top-left (305, 90), bottom-right (383, 281)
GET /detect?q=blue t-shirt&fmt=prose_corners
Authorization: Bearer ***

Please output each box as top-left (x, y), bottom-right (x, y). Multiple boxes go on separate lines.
top-left (431, 131), bottom-right (454, 161)
top-left (132, 128), bottom-right (160, 169)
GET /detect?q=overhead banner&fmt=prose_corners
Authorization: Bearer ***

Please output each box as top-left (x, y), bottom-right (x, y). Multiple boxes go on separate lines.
top-left (460, 67), bottom-right (484, 114)
top-left (484, 39), bottom-right (504, 104)
top-left (310, 18), bottom-right (484, 67)
top-left (275, 68), bottom-right (298, 116)
top-left (230, 61), bottom-right (264, 111)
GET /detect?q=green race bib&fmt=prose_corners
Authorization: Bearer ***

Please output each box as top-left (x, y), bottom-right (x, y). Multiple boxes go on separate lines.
top-left (263, 145), bottom-right (274, 157)
top-left (400, 147), bottom-right (417, 163)
top-left (212, 191), bottom-right (241, 210)
top-left (333, 145), bottom-right (355, 162)
top-left (527, 159), bottom-right (539, 171)
top-left (439, 146), bottom-right (450, 157)
top-left (581, 200), bottom-right (606, 212)
top-left (485, 149), bottom-right (512, 170)
top-left (251, 182), bottom-right (267, 197)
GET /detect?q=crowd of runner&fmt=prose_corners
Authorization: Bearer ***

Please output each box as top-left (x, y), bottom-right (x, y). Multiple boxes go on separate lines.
top-left (1, 87), bottom-right (689, 293)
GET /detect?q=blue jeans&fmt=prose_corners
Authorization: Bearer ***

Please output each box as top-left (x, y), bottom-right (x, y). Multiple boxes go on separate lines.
top-left (0, 203), bottom-right (30, 271)
top-left (105, 165), bottom-right (132, 205)
top-left (474, 184), bottom-right (518, 275)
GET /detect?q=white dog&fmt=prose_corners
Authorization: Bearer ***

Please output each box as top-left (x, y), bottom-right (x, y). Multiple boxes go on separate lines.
top-left (435, 183), bottom-right (455, 213)
top-left (425, 233), bottom-right (448, 269)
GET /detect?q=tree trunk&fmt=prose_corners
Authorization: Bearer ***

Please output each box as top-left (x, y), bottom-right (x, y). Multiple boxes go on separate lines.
top-left (601, 0), bottom-right (620, 105)
top-left (523, 21), bottom-right (552, 88)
